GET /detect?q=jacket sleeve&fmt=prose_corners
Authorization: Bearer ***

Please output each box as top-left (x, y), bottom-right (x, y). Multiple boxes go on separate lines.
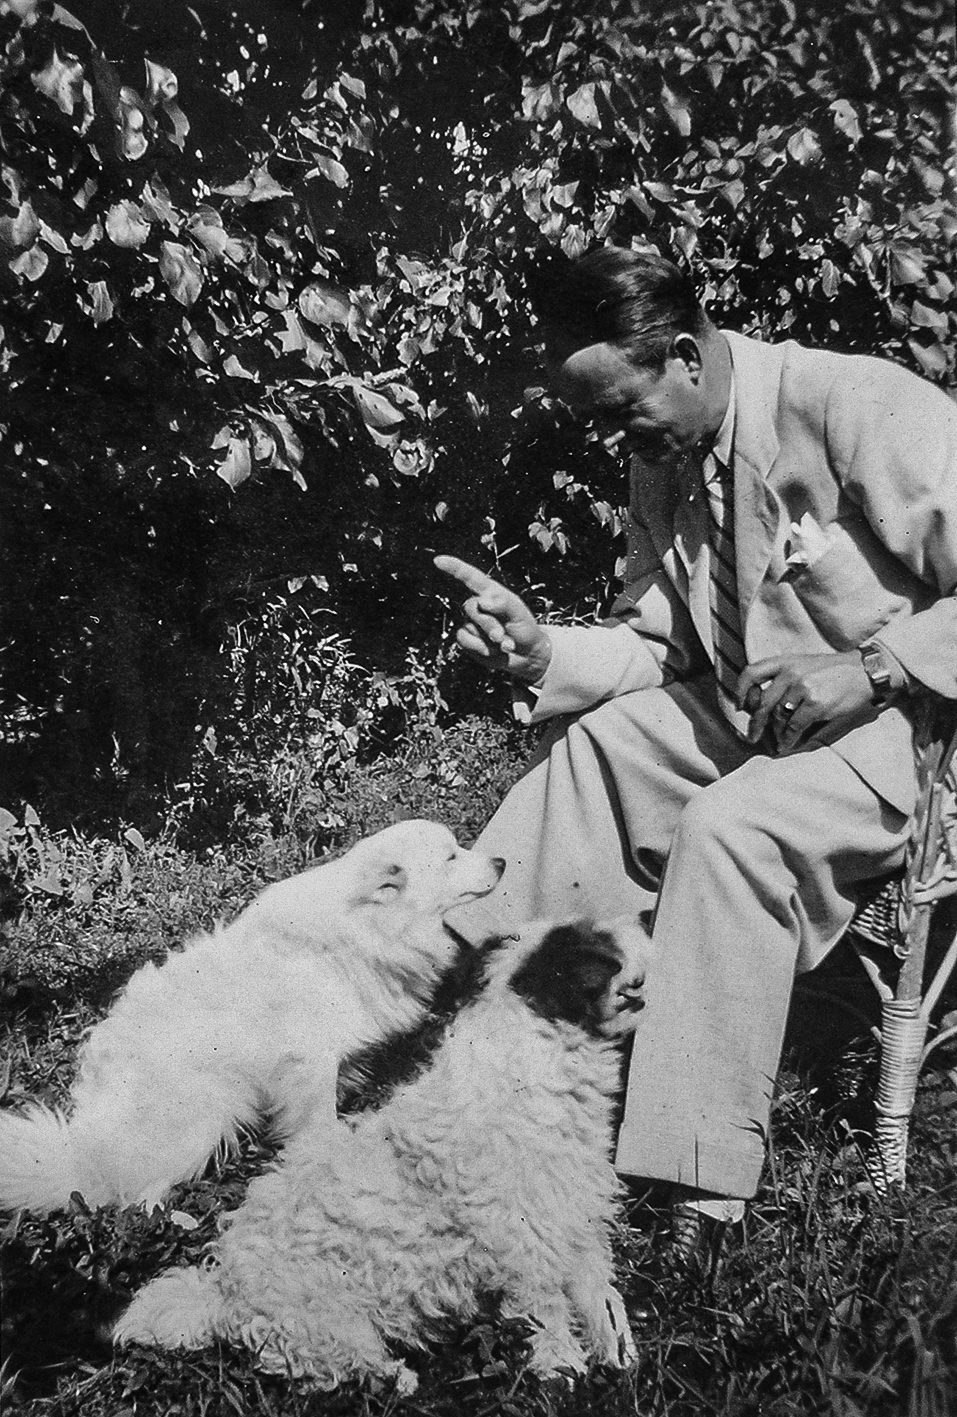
top-left (825, 360), bottom-right (957, 698)
top-left (517, 493), bottom-right (707, 725)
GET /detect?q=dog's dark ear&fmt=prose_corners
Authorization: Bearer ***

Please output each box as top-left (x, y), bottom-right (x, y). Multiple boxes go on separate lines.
top-left (369, 862), bottom-right (408, 903)
top-left (508, 923), bottom-right (621, 1029)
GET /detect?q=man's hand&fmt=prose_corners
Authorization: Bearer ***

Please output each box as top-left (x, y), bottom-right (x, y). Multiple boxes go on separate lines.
top-left (434, 555), bottom-right (552, 684)
top-left (737, 652), bottom-right (875, 753)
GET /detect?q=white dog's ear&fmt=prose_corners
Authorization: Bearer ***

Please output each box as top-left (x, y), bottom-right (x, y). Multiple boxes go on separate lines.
top-left (369, 862), bottom-right (408, 903)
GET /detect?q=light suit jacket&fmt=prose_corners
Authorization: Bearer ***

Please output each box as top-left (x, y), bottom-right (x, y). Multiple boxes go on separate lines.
top-left (525, 331), bottom-right (957, 815)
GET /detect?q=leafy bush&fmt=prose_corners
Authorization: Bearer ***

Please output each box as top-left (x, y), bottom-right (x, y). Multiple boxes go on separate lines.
top-left (1, 0), bottom-right (953, 819)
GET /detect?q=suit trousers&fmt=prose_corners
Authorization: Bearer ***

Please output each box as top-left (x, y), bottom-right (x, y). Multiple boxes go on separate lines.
top-left (451, 675), bottom-right (911, 1199)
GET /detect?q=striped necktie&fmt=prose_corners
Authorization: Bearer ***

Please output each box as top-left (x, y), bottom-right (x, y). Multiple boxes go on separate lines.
top-left (703, 453), bottom-right (748, 724)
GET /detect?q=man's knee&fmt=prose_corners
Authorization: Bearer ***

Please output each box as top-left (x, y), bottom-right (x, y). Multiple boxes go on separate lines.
top-left (671, 772), bottom-right (761, 855)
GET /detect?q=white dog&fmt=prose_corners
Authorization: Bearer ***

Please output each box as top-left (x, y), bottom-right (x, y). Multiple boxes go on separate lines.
top-left (115, 918), bottom-right (651, 1390)
top-left (0, 820), bottom-right (504, 1214)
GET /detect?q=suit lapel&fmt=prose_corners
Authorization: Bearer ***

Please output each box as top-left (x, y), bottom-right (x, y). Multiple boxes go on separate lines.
top-left (628, 332), bottom-right (787, 652)
top-left (722, 331), bottom-right (785, 622)
top-left (674, 475), bottom-right (715, 655)
top-left (631, 452), bottom-right (714, 650)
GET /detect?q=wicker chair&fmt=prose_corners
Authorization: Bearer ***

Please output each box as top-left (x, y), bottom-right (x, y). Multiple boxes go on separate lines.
top-left (842, 697), bottom-right (957, 1188)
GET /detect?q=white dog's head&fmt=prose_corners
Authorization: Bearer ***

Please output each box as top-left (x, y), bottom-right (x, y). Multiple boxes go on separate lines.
top-left (344, 819), bottom-right (505, 918)
top-left (486, 917), bottom-right (654, 1038)
top-left (246, 820), bottom-right (504, 955)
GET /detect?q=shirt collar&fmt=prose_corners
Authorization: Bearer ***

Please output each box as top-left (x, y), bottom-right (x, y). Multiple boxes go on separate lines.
top-left (710, 363), bottom-right (736, 469)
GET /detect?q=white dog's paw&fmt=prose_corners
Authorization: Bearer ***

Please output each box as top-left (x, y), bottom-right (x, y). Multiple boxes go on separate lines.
top-left (528, 1336), bottom-right (588, 1383)
top-left (603, 1287), bottom-right (638, 1368)
top-left (368, 1360), bottom-right (419, 1396)
top-left (114, 1266), bottom-right (223, 1350)
top-left (392, 1362), bottom-right (419, 1396)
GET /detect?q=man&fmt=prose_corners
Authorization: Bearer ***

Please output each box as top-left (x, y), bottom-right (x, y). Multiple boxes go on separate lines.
top-left (436, 244), bottom-right (957, 1229)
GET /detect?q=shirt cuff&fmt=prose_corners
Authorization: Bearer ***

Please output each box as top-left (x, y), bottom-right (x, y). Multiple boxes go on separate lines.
top-left (869, 637), bottom-right (912, 694)
top-left (510, 680), bottom-right (542, 726)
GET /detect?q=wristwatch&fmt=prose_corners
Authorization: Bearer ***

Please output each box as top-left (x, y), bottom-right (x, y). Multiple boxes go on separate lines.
top-left (858, 640), bottom-right (895, 706)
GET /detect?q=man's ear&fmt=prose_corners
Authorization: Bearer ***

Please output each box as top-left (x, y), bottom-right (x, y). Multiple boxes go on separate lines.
top-left (670, 332), bottom-right (703, 381)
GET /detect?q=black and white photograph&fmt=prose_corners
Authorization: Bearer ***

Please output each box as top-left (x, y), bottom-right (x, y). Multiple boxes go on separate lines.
top-left (1, 2), bottom-right (955, 1413)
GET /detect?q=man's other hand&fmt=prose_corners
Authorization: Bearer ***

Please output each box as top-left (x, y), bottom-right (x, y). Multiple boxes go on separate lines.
top-left (737, 651), bottom-right (876, 753)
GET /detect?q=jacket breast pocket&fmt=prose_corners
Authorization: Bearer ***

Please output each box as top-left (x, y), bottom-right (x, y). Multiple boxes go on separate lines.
top-left (780, 515), bottom-right (929, 650)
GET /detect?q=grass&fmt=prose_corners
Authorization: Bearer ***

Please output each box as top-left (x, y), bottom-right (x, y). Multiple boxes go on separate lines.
top-left (2, 720), bottom-right (957, 1416)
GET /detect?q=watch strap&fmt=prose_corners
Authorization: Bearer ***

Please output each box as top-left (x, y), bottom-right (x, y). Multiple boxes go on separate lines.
top-left (859, 640), bottom-right (896, 705)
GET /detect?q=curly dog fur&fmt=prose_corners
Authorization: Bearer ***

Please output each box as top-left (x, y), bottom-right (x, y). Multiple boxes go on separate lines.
top-left (115, 918), bottom-right (651, 1390)
top-left (0, 820), bottom-right (503, 1213)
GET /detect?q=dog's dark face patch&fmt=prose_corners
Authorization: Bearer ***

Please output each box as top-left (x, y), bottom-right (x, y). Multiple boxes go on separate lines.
top-left (508, 924), bottom-right (623, 1031)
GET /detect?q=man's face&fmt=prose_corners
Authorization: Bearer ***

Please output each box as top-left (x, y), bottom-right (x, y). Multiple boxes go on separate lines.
top-left (554, 337), bottom-right (710, 466)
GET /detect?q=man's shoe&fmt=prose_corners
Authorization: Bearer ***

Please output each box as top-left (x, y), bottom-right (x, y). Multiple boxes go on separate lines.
top-left (669, 1188), bottom-right (746, 1266)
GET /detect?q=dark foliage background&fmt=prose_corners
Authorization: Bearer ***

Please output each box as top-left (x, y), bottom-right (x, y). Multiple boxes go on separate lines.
top-left (0, 0), bottom-right (953, 828)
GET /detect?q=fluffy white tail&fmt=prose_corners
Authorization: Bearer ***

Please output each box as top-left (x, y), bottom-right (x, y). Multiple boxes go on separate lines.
top-left (114, 1265), bottom-right (226, 1350)
top-left (0, 1104), bottom-right (100, 1213)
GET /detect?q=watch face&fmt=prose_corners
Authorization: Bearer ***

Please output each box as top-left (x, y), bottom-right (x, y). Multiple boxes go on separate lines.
top-left (861, 647), bottom-right (892, 700)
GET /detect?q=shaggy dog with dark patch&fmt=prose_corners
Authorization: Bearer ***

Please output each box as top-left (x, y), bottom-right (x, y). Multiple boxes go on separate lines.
top-left (0, 821), bottom-right (503, 1214)
top-left (114, 918), bottom-right (651, 1390)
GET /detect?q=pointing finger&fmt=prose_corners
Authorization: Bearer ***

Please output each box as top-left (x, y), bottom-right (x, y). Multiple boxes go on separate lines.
top-left (434, 554), bottom-right (497, 596)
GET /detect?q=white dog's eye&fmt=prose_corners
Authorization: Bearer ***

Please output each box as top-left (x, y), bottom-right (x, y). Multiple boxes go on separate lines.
top-left (372, 864), bottom-right (407, 900)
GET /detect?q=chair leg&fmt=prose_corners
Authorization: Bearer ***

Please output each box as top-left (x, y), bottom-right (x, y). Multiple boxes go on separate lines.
top-left (871, 998), bottom-right (927, 1190)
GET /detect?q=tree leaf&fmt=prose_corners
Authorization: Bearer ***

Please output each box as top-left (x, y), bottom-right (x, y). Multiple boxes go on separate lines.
top-left (159, 240), bottom-right (203, 306)
top-left (223, 354), bottom-right (258, 380)
top-left (660, 82), bottom-right (691, 137)
top-left (889, 244), bottom-right (927, 286)
top-left (0, 200), bottom-right (39, 251)
top-left (160, 100), bottom-right (190, 151)
top-left (9, 244), bottom-right (49, 281)
top-left (906, 336), bottom-right (948, 377)
top-left (140, 177), bottom-right (177, 227)
top-left (187, 210), bottom-right (246, 263)
top-left (87, 279), bottom-right (114, 324)
top-left (830, 99), bottom-right (862, 146)
top-left (309, 155), bottom-right (350, 188)
top-left (117, 88), bottom-right (150, 161)
top-left (30, 48), bottom-right (84, 115)
top-left (143, 59), bottom-right (178, 105)
top-left (106, 199), bottom-right (151, 248)
top-left (566, 82), bottom-right (601, 130)
top-left (216, 435), bottom-right (252, 489)
top-left (352, 384), bottom-right (405, 430)
top-left (786, 127), bottom-right (822, 165)
top-left (910, 300), bottom-right (948, 335)
top-left (339, 72), bottom-right (366, 101)
top-left (214, 168), bottom-right (292, 204)
top-left (298, 279), bottom-right (351, 326)
top-left (644, 181), bottom-right (677, 203)
top-left (820, 259), bottom-right (840, 297)
top-left (264, 414), bottom-right (305, 477)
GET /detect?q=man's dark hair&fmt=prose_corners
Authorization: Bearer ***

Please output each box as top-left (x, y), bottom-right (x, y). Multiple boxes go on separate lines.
top-left (526, 244), bottom-right (706, 369)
